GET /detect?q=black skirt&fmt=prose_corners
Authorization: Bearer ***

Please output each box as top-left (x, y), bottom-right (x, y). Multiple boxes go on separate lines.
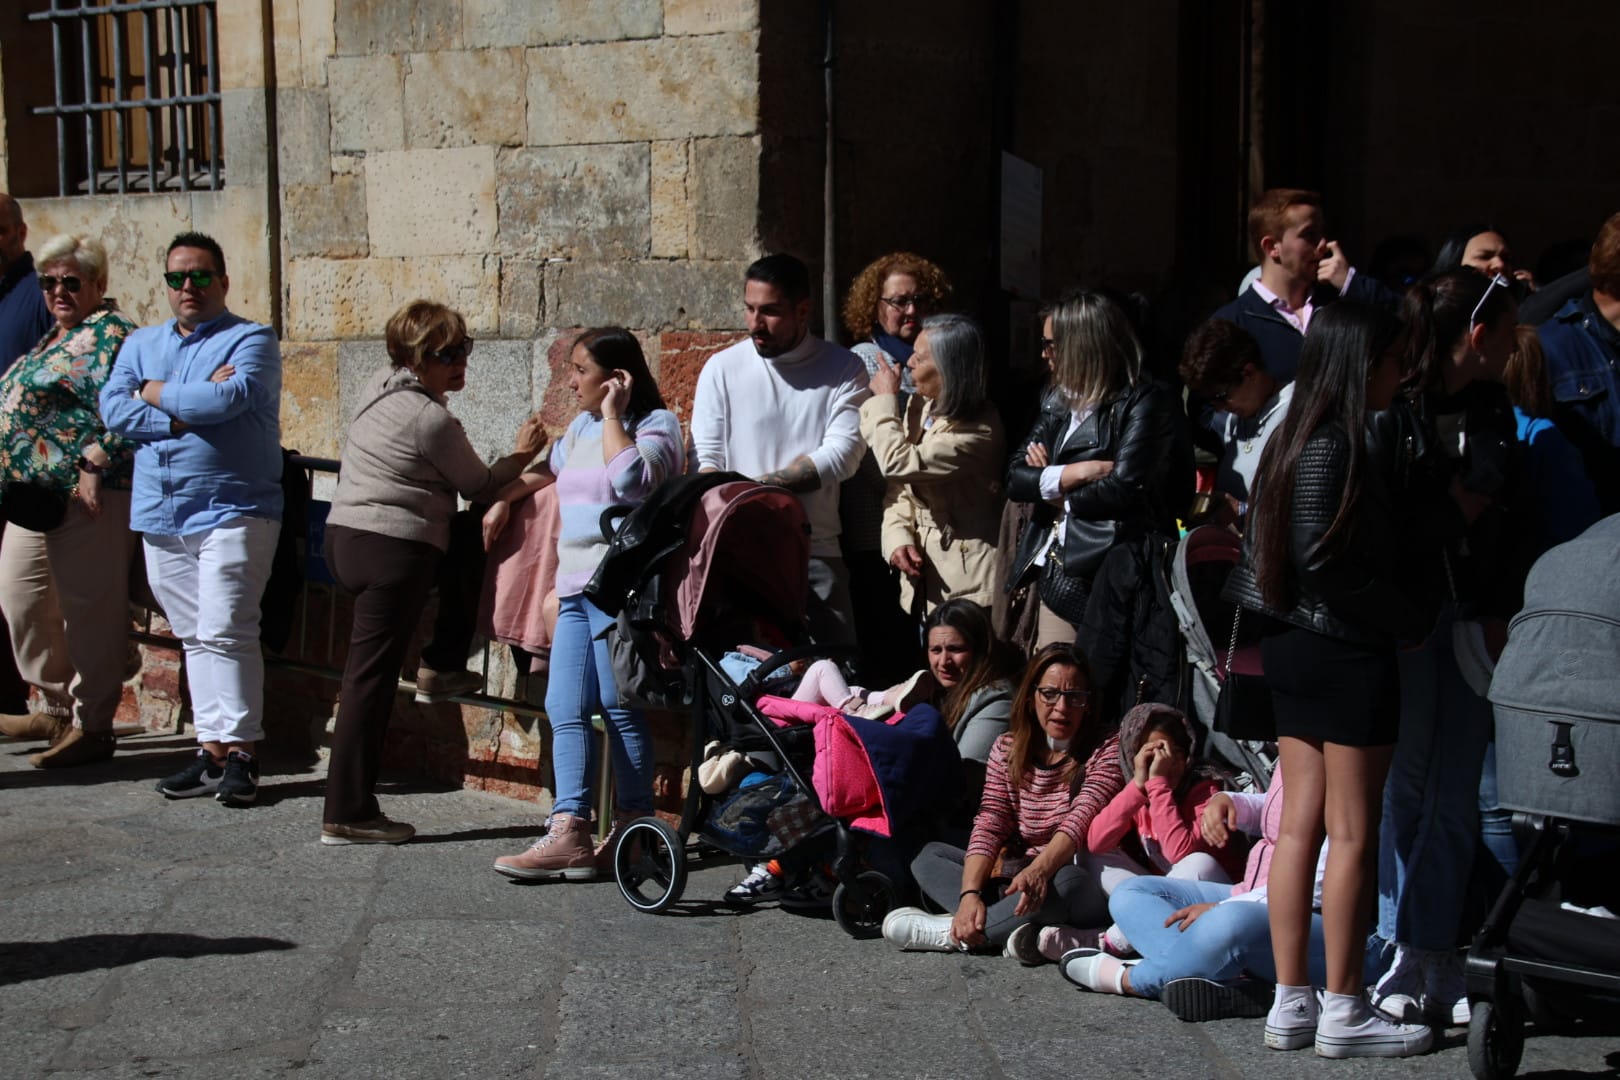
top-left (1260, 623), bottom-right (1399, 747)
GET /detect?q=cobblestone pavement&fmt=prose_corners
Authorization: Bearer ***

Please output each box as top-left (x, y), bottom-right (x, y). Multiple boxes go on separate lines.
top-left (3, 731), bottom-right (1613, 1079)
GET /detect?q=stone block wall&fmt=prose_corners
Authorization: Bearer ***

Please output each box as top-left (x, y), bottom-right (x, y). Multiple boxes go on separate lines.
top-left (277, 0), bottom-right (766, 467)
top-left (265, 0), bottom-right (768, 806)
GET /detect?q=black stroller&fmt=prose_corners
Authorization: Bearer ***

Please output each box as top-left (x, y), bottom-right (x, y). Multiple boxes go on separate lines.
top-left (584, 472), bottom-right (922, 938)
top-left (1468, 515), bottom-right (1620, 1079)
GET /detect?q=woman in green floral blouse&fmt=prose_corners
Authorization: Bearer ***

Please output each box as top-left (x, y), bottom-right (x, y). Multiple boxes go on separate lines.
top-left (0, 233), bottom-right (138, 768)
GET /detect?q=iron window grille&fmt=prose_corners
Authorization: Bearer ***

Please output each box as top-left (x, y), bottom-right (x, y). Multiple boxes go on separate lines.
top-left (27, 0), bottom-right (222, 195)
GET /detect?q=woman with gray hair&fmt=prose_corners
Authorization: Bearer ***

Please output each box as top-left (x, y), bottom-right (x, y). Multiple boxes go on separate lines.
top-left (1005, 290), bottom-right (1190, 648)
top-left (0, 233), bottom-right (138, 767)
top-left (859, 313), bottom-right (1005, 615)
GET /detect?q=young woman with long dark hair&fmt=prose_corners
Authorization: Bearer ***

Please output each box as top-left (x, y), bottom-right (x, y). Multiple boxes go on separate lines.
top-left (1224, 302), bottom-right (1432, 1058)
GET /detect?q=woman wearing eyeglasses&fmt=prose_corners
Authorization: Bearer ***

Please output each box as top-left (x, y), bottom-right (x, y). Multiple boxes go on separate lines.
top-left (880, 642), bottom-right (1123, 956)
top-left (0, 234), bottom-right (136, 767)
top-left (839, 252), bottom-right (955, 685)
top-left (320, 299), bottom-right (546, 845)
top-left (1006, 290), bottom-right (1191, 647)
top-left (1368, 268), bottom-right (1528, 1031)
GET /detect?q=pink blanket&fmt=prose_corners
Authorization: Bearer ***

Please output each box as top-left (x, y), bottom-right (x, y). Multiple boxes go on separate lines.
top-left (478, 485), bottom-right (561, 654)
top-left (756, 695), bottom-right (892, 837)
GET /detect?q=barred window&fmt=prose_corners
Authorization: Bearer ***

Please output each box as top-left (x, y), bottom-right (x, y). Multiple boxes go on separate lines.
top-left (22, 0), bottom-right (222, 196)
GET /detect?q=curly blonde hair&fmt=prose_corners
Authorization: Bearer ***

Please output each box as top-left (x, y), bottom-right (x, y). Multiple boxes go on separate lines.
top-left (839, 252), bottom-right (954, 342)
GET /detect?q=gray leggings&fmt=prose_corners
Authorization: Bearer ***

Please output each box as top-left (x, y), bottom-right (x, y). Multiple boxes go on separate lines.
top-left (910, 840), bottom-right (1110, 947)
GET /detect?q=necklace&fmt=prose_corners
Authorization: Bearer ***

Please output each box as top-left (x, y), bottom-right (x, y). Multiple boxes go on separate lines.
top-left (1240, 397), bottom-right (1286, 454)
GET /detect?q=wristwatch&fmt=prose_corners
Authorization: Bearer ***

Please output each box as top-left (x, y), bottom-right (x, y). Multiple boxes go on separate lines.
top-left (76, 456), bottom-right (106, 475)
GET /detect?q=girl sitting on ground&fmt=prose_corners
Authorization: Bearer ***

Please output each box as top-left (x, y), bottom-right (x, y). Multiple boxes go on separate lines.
top-left (1057, 760), bottom-right (1381, 1023)
top-left (723, 600), bottom-right (1018, 904)
top-left (1006, 703), bottom-right (1241, 964)
top-left (876, 643), bottom-right (1123, 954)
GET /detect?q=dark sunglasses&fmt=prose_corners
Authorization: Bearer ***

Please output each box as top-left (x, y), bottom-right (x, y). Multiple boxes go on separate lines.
top-left (425, 338), bottom-right (474, 366)
top-left (1035, 687), bottom-right (1092, 707)
top-left (39, 275), bottom-right (83, 293)
top-left (1040, 336), bottom-right (1056, 352)
top-left (164, 270), bottom-right (216, 290)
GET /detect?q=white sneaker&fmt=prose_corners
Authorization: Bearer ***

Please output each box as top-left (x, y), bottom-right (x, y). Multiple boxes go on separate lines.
top-left (1265, 985), bottom-right (1319, 1050)
top-left (882, 907), bottom-right (958, 952)
top-left (1315, 991), bottom-right (1432, 1059)
top-left (1371, 944), bottom-right (1425, 1024)
top-left (1423, 949), bottom-right (1471, 1028)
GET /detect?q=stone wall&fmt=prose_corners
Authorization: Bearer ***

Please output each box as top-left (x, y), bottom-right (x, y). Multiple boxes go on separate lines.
top-left (275, 0), bottom-right (765, 466)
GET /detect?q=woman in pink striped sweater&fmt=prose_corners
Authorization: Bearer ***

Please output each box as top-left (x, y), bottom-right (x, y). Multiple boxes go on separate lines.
top-left (880, 642), bottom-right (1124, 953)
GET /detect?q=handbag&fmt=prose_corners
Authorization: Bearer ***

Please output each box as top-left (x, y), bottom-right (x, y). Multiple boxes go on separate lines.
top-left (1214, 604), bottom-right (1276, 742)
top-left (1037, 542), bottom-right (1090, 625)
top-left (1, 480), bottom-right (69, 533)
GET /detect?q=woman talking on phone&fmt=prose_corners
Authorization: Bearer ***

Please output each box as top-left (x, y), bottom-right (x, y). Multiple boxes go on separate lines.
top-left (491, 327), bottom-right (684, 881)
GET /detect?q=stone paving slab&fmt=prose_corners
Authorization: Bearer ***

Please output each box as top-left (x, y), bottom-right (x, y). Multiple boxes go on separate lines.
top-left (2, 730), bottom-right (1615, 1078)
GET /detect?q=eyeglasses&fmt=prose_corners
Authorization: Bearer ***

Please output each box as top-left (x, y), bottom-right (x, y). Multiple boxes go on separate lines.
top-left (880, 294), bottom-right (929, 311)
top-left (424, 338), bottom-right (474, 365)
top-left (1039, 337), bottom-right (1056, 353)
top-left (38, 275), bottom-right (83, 294)
top-left (1035, 687), bottom-right (1092, 708)
top-left (1469, 272), bottom-right (1512, 327)
top-left (164, 270), bottom-right (216, 290)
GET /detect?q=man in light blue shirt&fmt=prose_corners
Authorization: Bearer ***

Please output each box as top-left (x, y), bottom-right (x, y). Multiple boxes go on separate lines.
top-left (101, 232), bottom-right (282, 807)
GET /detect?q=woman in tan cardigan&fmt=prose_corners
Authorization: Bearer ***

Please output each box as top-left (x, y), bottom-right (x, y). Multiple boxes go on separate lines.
top-left (858, 313), bottom-right (1005, 616)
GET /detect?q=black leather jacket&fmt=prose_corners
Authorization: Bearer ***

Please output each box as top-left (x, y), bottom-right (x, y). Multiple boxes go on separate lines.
top-left (1224, 425), bottom-right (1428, 647)
top-left (1006, 381), bottom-right (1191, 589)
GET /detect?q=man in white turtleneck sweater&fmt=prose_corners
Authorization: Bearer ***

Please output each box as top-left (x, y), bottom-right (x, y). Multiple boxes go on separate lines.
top-left (691, 254), bottom-right (869, 644)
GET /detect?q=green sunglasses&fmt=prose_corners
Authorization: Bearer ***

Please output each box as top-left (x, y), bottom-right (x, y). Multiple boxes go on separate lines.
top-left (164, 270), bottom-right (216, 290)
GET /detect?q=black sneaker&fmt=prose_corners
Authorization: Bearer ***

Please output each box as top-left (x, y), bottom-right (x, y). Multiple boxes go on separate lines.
top-left (215, 749), bottom-right (260, 807)
top-left (156, 749), bottom-right (225, 799)
top-left (1161, 977), bottom-right (1273, 1022)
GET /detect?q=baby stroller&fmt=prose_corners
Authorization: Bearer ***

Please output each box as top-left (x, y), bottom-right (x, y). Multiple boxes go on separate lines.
top-left (585, 472), bottom-right (931, 937)
top-left (1166, 526), bottom-right (1276, 790)
top-left (1468, 515), bottom-right (1620, 1079)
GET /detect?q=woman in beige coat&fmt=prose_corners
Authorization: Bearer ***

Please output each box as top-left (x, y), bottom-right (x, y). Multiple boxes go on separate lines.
top-left (859, 314), bottom-right (1005, 616)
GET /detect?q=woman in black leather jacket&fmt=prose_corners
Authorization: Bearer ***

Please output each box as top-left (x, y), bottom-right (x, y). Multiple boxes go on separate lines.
top-left (1224, 302), bottom-right (1432, 1058)
top-left (1005, 290), bottom-right (1190, 648)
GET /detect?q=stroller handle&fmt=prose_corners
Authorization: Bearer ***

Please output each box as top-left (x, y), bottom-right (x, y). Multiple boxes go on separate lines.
top-left (743, 643), bottom-right (860, 695)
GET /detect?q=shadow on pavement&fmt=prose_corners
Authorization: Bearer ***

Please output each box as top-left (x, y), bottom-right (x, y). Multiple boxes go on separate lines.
top-left (0, 932), bottom-right (296, 985)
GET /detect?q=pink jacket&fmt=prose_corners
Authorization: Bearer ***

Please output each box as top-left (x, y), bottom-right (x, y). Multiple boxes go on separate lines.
top-left (1087, 775), bottom-right (1247, 881)
top-left (478, 483), bottom-right (561, 654)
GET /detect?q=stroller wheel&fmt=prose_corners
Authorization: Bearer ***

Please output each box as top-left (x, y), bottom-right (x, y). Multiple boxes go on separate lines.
top-left (613, 817), bottom-right (687, 914)
top-left (1467, 1000), bottom-right (1524, 1080)
top-left (831, 870), bottom-right (898, 939)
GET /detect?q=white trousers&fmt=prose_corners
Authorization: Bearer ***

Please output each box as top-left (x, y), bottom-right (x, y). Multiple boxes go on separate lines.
top-left (143, 516), bottom-right (280, 745)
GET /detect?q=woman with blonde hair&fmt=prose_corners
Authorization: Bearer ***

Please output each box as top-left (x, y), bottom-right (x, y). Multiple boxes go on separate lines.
top-left (0, 233), bottom-right (137, 767)
top-left (1005, 290), bottom-right (1190, 647)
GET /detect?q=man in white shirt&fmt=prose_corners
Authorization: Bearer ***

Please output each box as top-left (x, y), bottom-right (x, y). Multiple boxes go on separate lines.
top-left (691, 254), bottom-right (869, 644)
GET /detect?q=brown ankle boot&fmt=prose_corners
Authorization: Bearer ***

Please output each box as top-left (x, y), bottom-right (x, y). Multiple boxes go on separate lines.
top-left (0, 712), bottom-right (68, 742)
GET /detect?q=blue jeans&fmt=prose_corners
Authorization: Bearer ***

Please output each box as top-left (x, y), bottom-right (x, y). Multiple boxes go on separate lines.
top-left (1478, 740), bottom-right (1519, 877)
top-left (1377, 605), bottom-right (1492, 950)
top-left (545, 595), bottom-right (653, 817)
top-left (1111, 877), bottom-right (1360, 998)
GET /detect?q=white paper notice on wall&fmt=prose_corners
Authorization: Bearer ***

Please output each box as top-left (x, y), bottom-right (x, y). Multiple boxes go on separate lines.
top-left (1000, 152), bottom-right (1042, 300)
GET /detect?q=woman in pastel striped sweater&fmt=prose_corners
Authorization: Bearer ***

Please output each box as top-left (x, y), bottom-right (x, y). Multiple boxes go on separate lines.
top-left (880, 642), bottom-right (1124, 953)
top-left (490, 327), bottom-right (683, 881)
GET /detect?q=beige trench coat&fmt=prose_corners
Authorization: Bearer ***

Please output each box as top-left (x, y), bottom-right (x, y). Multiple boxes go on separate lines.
top-left (858, 392), bottom-right (1006, 616)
